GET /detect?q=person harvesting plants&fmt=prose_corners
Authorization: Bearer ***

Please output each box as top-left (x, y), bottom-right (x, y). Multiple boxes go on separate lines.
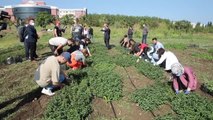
top-left (171, 63), bottom-right (198, 94)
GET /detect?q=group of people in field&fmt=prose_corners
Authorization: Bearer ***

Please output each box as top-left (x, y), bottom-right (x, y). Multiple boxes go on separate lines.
top-left (22, 17), bottom-right (197, 96)
top-left (120, 25), bottom-right (198, 95)
top-left (32, 18), bottom-right (92, 96)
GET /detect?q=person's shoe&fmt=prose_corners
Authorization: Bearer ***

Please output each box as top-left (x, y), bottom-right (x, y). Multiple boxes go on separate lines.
top-left (41, 88), bottom-right (55, 96)
top-left (184, 90), bottom-right (190, 95)
top-left (145, 59), bottom-right (149, 62)
top-left (136, 58), bottom-right (140, 63)
top-left (175, 90), bottom-right (179, 94)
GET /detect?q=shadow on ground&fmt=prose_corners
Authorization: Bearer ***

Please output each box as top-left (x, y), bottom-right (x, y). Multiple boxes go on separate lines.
top-left (0, 87), bottom-right (42, 119)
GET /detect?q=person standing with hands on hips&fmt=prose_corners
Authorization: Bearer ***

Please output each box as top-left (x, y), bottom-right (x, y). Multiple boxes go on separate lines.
top-left (101, 23), bottom-right (111, 49)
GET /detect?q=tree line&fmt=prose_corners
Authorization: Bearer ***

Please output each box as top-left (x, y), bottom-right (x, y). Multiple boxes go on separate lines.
top-left (18, 11), bottom-right (213, 33)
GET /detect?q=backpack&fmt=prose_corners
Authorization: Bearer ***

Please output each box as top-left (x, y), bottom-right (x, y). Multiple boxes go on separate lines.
top-left (18, 26), bottom-right (26, 42)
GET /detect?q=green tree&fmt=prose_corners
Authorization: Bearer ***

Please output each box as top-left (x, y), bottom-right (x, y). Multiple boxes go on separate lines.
top-left (205, 22), bottom-right (213, 33)
top-left (60, 14), bottom-right (74, 26)
top-left (36, 11), bottom-right (54, 29)
top-left (194, 22), bottom-right (204, 33)
top-left (173, 20), bottom-right (192, 33)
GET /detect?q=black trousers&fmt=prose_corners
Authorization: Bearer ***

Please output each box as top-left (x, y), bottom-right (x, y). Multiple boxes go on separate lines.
top-left (24, 42), bottom-right (36, 60)
top-left (104, 37), bottom-right (110, 49)
top-left (49, 44), bottom-right (63, 55)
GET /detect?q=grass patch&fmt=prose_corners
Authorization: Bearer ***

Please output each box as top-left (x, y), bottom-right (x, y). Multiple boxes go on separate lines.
top-left (191, 53), bottom-right (213, 61)
top-left (164, 43), bottom-right (187, 50)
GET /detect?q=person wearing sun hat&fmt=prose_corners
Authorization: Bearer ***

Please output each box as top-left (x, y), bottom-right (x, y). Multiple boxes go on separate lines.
top-left (34, 52), bottom-right (71, 96)
top-left (171, 63), bottom-right (198, 94)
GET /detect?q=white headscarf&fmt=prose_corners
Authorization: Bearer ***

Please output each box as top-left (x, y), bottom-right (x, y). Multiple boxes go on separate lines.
top-left (171, 63), bottom-right (184, 76)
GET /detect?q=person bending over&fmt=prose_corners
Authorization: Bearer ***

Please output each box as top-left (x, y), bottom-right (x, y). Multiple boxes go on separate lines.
top-left (48, 37), bottom-right (72, 55)
top-left (155, 48), bottom-right (179, 71)
top-left (171, 63), bottom-right (198, 94)
top-left (67, 50), bottom-right (87, 70)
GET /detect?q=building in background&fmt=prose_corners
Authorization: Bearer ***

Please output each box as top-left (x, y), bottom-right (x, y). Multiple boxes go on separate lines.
top-left (59, 8), bottom-right (87, 18)
top-left (2, 0), bottom-right (87, 21)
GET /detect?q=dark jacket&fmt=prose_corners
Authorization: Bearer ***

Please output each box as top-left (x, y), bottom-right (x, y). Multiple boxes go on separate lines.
top-left (24, 25), bottom-right (38, 43)
top-left (101, 27), bottom-right (111, 40)
top-left (128, 28), bottom-right (133, 35)
top-left (54, 26), bottom-right (62, 37)
top-left (88, 27), bottom-right (93, 35)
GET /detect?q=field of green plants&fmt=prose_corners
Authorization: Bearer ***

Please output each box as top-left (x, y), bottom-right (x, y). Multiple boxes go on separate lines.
top-left (0, 23), bottom-right (213, 120)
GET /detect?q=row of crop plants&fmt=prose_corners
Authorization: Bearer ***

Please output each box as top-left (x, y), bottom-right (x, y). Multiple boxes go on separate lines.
top-left (115, 46), bottom-right (213, 119)
top-left (43, 43), bottom-right (213, 119)
top-left (43, 44), bottom-right (123, 119)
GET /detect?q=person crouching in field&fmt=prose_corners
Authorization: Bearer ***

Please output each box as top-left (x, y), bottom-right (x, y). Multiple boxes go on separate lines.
top-left (48, 37), bottom-right (73, 56)
top-left (132, 43), bottom-right (148, 62)
top-left (120, 35), bottom-right (130, 48)
top-left (142, 46), bottom-right (155, 62)
top-left (67, 49), bottom-right (88, 70)
top-left (34, 52), bottom-right (71, 96)
top-left (171, 63), bottom-right (198, 94)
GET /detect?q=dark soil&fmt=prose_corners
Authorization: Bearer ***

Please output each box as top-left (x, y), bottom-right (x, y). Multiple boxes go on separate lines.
top-left (11, 95), bottom-right (50, 120)
top-left (115, 66), bottom-right (154, 96)
top-left (112, 99), bottom-right (154, 120)
top-left (152, 104), bottom-right (175, 117)
top-left (88, 98), bottom-right (116, 120)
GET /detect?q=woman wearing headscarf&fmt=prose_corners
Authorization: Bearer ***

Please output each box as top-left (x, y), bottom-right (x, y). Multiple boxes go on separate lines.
top-left (171, 63), bottom-right (198, 94)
